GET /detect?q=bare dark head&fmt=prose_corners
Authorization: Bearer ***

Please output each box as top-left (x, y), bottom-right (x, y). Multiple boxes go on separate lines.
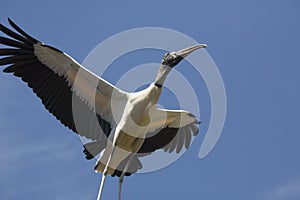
top-left (161, 44), bottom-right (207, 68)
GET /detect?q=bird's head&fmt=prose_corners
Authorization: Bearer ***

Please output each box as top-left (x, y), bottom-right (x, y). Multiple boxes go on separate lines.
top-left (161, 44), bottom-right (207, 68)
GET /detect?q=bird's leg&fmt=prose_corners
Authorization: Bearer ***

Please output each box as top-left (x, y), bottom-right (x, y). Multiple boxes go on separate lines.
top-left (118, 175), bottom-right (124, 200)
top-left (97, 144), bottom-right (117, 200)
top-left (97, 171), bottom-right (107, 200)
top-left (118, 154), bottom-right (134, 200)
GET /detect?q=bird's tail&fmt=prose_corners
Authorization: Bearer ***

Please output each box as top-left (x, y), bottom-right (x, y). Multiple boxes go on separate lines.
top-left (94, 152), bottom-right (142, 177)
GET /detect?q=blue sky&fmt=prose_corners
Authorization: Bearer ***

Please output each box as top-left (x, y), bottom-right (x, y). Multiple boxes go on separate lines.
top-left (1, 0), bottom-right (300, 200)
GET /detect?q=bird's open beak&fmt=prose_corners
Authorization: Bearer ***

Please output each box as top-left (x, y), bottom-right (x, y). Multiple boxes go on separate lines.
top-left (176, 44), bottom-right (207, 58)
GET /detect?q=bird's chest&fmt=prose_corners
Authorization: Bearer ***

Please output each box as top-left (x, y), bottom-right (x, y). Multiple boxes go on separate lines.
top-left (120, 99), bottom-right (152, 133)
top-left (114, 85), bottom-right (161, 151)
top-left (126, 87), bottom-right (161, 126)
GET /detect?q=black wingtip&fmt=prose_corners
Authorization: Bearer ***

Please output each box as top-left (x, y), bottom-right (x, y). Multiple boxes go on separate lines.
top-left (7, 18), bottom-right (14, 28)
top-left (7, 18), bottom-right (14, 26)
top-left (83, 147), bottom-right (95, 160)
top-left (3, 66), bottom-right (14, 73)
top-left (7, 18), bottom-right (39, 44)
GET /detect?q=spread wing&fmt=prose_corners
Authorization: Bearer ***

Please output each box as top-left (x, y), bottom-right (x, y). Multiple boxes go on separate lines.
top-left (138, 108), bottom-right (200, 154)
top-left (0, 18), bottom-right (128, 142)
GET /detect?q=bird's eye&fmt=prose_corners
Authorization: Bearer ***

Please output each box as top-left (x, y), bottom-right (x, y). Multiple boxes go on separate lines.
top-left (164, 52), bottom-right (170, 57)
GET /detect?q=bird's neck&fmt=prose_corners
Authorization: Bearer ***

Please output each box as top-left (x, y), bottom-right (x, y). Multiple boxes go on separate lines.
top-left (154, 65), bottom-right (172, 87)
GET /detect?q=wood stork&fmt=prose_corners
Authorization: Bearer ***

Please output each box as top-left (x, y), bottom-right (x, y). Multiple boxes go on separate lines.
top-left (0, 18), bottom-right (206, 200)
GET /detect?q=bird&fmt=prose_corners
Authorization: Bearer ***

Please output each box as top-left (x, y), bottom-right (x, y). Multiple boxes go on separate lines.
top-left (0, 18), bottom-right (206, 200)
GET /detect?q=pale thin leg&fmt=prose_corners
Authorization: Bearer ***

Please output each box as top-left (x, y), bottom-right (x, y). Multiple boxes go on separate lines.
top-left (97, 172), bottom-right (107, 200)
top-left (118, 154), bottom-right (134, 200)
top-left (97, 145), bottom-right (117, 200)
top-left (118, 175), bottom-right (124, 200)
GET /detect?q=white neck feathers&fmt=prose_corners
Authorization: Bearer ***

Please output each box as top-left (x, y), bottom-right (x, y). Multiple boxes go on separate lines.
top-left (154, 65), bottom-right (172, 86)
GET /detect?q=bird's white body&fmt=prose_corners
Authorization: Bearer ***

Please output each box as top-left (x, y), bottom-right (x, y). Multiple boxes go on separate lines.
top-left (96, 84), bottom-right (161, 174)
